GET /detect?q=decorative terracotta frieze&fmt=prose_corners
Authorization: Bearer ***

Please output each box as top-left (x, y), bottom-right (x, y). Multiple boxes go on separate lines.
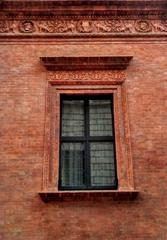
top-left (48, 70), bottom-right (126, 83)
top-left (0, 20), bottom-right (167, 35)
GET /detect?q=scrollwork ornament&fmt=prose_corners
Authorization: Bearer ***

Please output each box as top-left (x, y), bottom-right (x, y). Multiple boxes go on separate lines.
top-left (0, 21), bottom-right (16, 33)
top-left (153, 20), bottom-right (167, 32)
top-left (37, 21), bottom-right (55, 33)
top-left (77, 20), bottom-right (93, 33)
top-left (162, 20), bottom-right (167, 29)
top-left (0, 19), bottom-right (167, 35)
top-left (0, 21), bottom-right (8, 33)
top-left (48, 71), bottom-right (126, 82)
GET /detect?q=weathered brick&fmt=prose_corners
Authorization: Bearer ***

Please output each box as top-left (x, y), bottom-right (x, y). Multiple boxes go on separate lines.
top-left (0, 0), bottom-right (167, 238)
top-left (0, 41), bottom-right (166, 240)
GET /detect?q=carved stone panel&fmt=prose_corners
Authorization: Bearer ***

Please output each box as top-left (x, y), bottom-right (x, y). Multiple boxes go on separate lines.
top-left (0, 20), bottom-right (167, 35)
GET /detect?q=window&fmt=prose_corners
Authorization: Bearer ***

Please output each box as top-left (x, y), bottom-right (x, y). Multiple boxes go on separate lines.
top-left (39, 56), bottom-right (138, 202)
top-left (59, 95), bottom-right (118, 190)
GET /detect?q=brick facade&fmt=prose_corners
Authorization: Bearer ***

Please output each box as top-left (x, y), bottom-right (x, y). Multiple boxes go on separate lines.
top-left (0, 1), bottom-right (167, 239)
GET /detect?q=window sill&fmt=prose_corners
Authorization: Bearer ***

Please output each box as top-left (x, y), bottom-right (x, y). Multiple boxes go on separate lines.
top-left (39, 190), bottom-right (139, 202)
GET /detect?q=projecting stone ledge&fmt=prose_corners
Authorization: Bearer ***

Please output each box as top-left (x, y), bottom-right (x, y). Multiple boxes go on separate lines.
top-left (40, 56), bottom-right (133, 71)
top-left (39, 190), bottom-right (139, 202)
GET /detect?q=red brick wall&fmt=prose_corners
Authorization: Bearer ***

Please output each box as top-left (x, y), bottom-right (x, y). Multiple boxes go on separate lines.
top-left (0, 42), bottom-right (166, 239)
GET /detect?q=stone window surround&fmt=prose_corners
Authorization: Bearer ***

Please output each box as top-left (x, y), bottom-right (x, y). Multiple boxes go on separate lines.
top-left (39, 56), bottom-right (138, 202)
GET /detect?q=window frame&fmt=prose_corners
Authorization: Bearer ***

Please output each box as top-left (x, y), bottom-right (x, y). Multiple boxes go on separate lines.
top-left (39, 56), bottom-right (138, 201)
top-left (59, 94), bottom-right (118, 191)
top-left (42, 85), bottom-right (135, 192)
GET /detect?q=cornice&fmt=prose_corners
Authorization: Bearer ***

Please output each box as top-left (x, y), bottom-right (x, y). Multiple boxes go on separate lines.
top-left (0, 1), bottom-right (167, 19)
top-left (0, 1), bottom-right (167, 38)
top-left (41, 56), bottom-right (133, 71)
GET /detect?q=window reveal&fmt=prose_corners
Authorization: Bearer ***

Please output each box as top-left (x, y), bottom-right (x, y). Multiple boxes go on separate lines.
top-left (59, 95), bottom-right (118, 190)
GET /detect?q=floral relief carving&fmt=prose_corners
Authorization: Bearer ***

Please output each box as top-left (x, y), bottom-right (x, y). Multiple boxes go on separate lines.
top-left (95, 20), bottom-right (132, 33)
top-left (76, 20), bottom-right (93, 33)
top-left (48, 71), bottom-right (126, 82)
top-left (38, 21), bottom-right (55, 33)
top-left (0, 20), bottom-right (167, 34)
top-left (37, 20), bottom-right (76, 33)
top-left (0, 20), bottom-right (17, 33)
top-left (152, 20), bottom-right (167, 32)
top-left (0, 21), bottom-right (9, 33)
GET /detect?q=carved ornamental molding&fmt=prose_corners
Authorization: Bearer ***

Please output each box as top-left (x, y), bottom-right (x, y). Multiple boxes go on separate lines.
top-left (47, 70), bottom-right (126, 84)
top-left (0, 20), bottom-right (167, 35)
top-left (0, 1), bottom-right (167, 37)
top-left (41, 56), bottom-right (131, 85)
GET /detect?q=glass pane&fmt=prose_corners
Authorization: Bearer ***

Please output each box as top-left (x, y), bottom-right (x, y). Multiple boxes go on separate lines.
top-left (62, 100), bottom-right (84, 137)
top-left (61, 143), bottom-right (85, 187)
top-left (89, 99), bottom-right (113, 136)
top-left (90, 142), bottom-right (116, 186)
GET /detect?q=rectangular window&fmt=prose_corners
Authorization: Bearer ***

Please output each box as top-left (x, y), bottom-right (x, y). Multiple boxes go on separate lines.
top-left (59, 95), bottom-right (118, 190)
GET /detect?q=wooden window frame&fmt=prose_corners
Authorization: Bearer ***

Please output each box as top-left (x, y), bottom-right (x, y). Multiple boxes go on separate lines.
top-left (39, 56), bottom-right (138, 201)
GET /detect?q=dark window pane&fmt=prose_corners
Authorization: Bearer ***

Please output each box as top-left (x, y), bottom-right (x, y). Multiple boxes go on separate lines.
top-left (89, 99), bottom-right (113, 136)
top-left (90, 142), bottom-right (116, 186)
top-left (60, 95), bottom-right (117, 190)
top-left (61, 143), bottom-right (85, 187)
top-left (62, 100), bottom-right (84, 137)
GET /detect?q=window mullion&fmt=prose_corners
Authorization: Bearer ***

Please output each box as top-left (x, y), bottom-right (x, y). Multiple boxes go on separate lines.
top-left (61, 137), bottom-right (86, 142)
top-left (84, 98), bottom-right (91, 188)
